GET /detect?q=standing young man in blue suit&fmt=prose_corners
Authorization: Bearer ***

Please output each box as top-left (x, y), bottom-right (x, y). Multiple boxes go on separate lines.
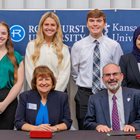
top-left (84, 63), bottom-right (140, 132)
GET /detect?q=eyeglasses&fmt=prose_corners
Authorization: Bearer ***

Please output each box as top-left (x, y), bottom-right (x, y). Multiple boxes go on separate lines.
top-left (103, 72), bottom-right (121, 78)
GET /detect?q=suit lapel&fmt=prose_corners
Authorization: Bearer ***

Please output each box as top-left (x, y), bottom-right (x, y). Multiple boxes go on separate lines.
top-left (130, 54), bottom-right (140, 84)
top-left (100, 90), bottom-right (111, 127)
top-left (122, 87), bottom-right (132, 124)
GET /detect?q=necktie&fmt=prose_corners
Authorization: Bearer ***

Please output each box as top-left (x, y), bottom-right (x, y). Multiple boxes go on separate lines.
top-left (112, 95), bottom-right (120, 130)
top-left (92, 40), bottom-right (101, 94)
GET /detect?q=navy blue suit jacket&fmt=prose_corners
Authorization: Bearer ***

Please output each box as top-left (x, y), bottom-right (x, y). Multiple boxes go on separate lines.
top-left (15, 90), bottom-right (72, 130)
top-left (84, 87), bottom-right (140, 130)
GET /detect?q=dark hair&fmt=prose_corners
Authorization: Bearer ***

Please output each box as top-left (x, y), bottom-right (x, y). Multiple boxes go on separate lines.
top-left (31, 65), bottom-right (56, 90)
top-left (0, 21), bottom-right (18, 83)
top-left (87, 9), bottom-right (106, 23)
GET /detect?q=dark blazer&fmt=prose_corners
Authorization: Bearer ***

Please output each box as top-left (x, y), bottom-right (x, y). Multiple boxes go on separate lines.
top-left (119, 53), bottom-right (140, 89)
top-left (84, 87), bottom-right (140, 130)
top-left (15, 90), bottom-right (72, 130)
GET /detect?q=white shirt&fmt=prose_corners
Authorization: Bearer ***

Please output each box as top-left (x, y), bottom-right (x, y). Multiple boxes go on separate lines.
top-left (71, 34), bottom-right (123, 88)
top-left (25, 41), bottom-right (71, 91)
top-left (138, 63), bottom-right (140, 72)
top-left (108, 87), bottom-right (125, 130)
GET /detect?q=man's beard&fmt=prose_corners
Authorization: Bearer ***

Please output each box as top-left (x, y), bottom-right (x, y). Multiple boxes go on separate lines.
top-left (105, 80), bottom-right (122, 91)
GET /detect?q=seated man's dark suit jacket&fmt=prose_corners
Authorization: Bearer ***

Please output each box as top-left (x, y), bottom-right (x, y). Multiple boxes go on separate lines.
top-left (84, 87), bottom-right (140, 130)
top-left (15, 90), bottom-right (72, 130)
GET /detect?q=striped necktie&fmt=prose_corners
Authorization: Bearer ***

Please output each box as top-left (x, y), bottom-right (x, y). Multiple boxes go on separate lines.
top-left (92, 40), bottom-right (101, 94)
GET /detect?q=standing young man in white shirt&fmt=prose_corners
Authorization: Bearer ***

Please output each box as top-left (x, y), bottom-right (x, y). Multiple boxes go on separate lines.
top-left (71, 9), bottom-right (123, 130)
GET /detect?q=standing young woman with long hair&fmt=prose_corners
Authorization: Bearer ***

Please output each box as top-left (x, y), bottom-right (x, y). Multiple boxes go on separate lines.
top-left (25, 12), bottom-right (70, 92)
top-left (0, 21), bottom-right (24, 129)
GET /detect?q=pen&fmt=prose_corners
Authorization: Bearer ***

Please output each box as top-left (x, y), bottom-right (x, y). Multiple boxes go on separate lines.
top-left (107, 133), bottom-right (136, 136)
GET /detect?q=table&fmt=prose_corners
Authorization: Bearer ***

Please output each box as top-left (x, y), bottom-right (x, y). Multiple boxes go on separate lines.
top-left (0, 130), bottom-right (139, 140)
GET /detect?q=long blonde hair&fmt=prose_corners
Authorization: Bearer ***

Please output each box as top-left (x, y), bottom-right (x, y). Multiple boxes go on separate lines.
top-left (0, 21), bottom-right (18, 83)
top-left (32, 12), bottom-right (63, 66)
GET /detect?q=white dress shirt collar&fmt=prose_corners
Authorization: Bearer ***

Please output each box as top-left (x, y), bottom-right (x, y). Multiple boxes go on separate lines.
top-left (108, 86), bottom-right (122, 99)
top-left (89, 34), bottom-right (104, 44)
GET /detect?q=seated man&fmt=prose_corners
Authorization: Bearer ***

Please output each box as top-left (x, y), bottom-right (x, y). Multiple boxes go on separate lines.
top-left (84, 63), bottom-right (140, 132)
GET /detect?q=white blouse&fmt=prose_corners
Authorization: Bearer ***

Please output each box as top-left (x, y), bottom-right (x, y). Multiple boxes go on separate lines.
top-left (25, 41), bottom-right (70, 92)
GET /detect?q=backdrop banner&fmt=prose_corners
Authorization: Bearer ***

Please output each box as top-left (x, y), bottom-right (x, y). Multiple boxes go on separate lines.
top-left (0, 9), bottom-right (139, 55)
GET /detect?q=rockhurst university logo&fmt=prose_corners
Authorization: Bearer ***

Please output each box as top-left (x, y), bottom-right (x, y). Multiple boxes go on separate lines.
top-left (10, 25), bottom-right (25, 42)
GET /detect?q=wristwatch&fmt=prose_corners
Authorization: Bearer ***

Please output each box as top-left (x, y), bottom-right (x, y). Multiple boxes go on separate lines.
top-left (55, 125), bottom-right (59, 132)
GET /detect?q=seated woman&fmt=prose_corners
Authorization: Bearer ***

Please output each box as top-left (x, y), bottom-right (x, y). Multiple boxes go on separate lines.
top-left (15, 65), bottom-right (72, 132)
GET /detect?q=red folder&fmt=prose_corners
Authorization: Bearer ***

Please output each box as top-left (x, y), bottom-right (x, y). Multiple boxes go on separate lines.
top-left (30, 130), bottom-right (52, 138)
top-left (136, 134), bottom-right (140, 139)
